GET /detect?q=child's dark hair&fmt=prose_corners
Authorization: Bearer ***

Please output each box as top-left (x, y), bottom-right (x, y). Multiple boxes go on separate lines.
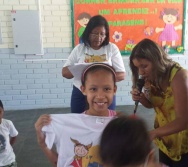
top-left (0, 100), bottom-right (3, 109)
top-left (100, 116), bottom-right (151, 167)
top-left (81, 63), bottom-right (116, 87)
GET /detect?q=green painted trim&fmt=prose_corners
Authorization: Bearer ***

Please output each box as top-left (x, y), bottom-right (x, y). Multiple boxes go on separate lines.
top-left (120, 51), bottom-right (131, 56)
top-left (70, 0), bottom-right (74, 49)
top-left (121, 47), bottom-right (184, 56)
top-left (182, 0), bottom-right (187, 51)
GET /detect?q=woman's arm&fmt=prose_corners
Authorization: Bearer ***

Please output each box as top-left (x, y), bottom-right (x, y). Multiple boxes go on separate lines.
top-left (150, 69), bottom-right (188, 140)
top-left (139, 92), bottom-right (153, 108)
top-left (62, 66), bottom-right (74, 79)
top-left (35, 114), bottom-right (58, 166)
top-left (110, 43), bottom-right (126, 81)
top-left (62, 44), bottom-right (82, 79)
top-left (116, 71), bottom-right (125, 82)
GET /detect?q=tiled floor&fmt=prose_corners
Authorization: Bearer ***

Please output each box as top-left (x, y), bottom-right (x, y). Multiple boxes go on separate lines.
top-left (4, 105), bottom-right (156, 167)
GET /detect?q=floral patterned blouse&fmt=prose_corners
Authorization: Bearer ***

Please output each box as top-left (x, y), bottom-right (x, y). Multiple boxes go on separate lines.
top-left (145, 64), bottom-right (188, 161)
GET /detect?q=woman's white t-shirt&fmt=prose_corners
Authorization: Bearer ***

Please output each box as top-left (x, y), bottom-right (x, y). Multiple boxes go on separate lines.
top-left (63, 43), bottom-right (125, 89)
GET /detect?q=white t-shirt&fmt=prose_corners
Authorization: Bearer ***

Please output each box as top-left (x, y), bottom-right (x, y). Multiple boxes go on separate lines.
top-left (63, 43), bottom-right (125, 89)
top-left (42, 114), bottom-right (115, 167)
top-left (0, 119), bottom-right (18, 166)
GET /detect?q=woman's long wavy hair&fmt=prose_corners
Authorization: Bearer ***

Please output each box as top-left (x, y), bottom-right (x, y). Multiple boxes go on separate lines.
top-left (129, 38), bottom-right (175, 87)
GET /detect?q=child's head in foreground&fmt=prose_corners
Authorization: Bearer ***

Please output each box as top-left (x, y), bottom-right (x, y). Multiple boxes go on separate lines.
top-left (100, 116), bottom-right (152, 167)
top-left (0, 100), bottom-right (4, 122)
top-left (81, 63), bottom-right (117, 116)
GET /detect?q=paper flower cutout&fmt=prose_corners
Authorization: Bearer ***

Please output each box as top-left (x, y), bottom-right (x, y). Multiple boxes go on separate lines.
top-left (125, 39), bottom-right (136, 51)
top-left (112, 31), bottom-right (122, 43)
top-left (177, 46), bottom-right (183, 53)
top-left (144, 27), bottom-right (154, 36)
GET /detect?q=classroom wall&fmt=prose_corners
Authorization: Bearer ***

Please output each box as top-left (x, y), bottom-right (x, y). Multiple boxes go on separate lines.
top-left (0, 0), bottom-right (188, 110)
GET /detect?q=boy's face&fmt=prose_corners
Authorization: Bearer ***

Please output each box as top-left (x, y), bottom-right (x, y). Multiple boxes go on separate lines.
top-left (81, 70), bottom-right (117, 116)
top-left (0, 107), bottom-right (4, 123)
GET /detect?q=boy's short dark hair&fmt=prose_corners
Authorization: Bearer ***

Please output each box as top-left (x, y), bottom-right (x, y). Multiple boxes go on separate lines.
top-left (100, 116), bottom-right (151, 167)
top-left (0, 100), bottom-right (4, 109)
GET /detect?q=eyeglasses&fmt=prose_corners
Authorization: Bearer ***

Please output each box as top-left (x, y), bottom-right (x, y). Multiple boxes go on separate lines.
top-left (90, 33), bottom-right (106, 38)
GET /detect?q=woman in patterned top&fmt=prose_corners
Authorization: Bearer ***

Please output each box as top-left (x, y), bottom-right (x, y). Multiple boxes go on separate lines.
top-left (130, 38), bottom-right (188, 167)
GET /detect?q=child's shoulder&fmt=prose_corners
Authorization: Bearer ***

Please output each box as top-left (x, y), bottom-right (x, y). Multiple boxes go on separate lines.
top-left (108, 110), bottom-right (117, 116)
top-left (1, 118), bottom-right (13, 125)
top-left (0, 119), bottom-right (13, 131)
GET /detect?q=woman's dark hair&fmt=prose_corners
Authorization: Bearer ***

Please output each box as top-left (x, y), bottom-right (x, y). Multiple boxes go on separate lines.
top-left (81, 15), bottom-right (110, 47)
top-left (81, 63), bottom-right (116, 87)
top-left (100, 116), bottom-right (151, 167)
top-left (129, 38), bottom-right (174, 87)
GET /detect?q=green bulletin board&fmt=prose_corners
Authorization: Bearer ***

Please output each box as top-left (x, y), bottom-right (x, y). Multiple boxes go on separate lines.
top-left (71, 0), bottom-right (186, 55)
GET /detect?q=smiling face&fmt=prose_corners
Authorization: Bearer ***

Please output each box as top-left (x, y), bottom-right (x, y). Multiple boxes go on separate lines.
top-left (163, 14), bottom-right (177, 24)
top-left (132, 58), bottom-right (153, 81)
top-left (75, 145), bottom-right (88, 157)
top-left (89, 26), bottom-right (106, 50)
top-left (81, 69), bottom-right (117, 116)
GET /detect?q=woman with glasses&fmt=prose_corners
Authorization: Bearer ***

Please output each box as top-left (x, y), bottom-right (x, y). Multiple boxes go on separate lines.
top-left (62, 15), bottom-right (125, 113)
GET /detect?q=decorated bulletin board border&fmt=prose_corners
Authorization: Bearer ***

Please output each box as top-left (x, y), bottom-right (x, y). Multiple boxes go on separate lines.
top-left (71, 0), bottom-right (186, 56)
